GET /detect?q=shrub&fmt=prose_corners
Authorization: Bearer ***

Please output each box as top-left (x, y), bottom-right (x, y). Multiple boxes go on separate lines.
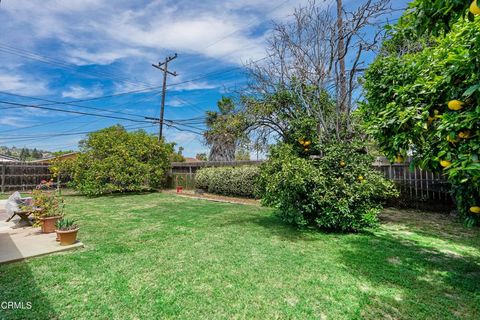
top-left (258, 142), bottom-right (398, 232)
top-left (52, 125), bottom-right (172, 196)
top-left (195, 166), bottom-right (260, 198)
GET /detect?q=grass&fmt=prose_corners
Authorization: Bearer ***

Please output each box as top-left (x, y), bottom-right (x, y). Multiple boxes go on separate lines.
top-left (0, 193), bottom-right (479, 319)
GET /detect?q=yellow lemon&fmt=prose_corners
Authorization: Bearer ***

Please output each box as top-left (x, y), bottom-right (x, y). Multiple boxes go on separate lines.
top-left (395, 155), bottom-right (404, 163)
top-left (303, 140), bottom-right (311, 147)
top-left (446, 135), bottom-right (458, 143)
top-left (447, 100), bottom-right (464, 111)
top-left (458, 131), bottom-right (471, 139)
top-left (339, 160), bottom-right (346, 168)
top-left (440, 160), bottom-right (451, 168)
top-left (358, 175), bottom-right (364, 181)
top-left (298, 138), bottom-right (305, 145)
top-left (470, 0), bottom-right (480, 15)
top-left (470, 206), bottom-right (480, 214)
top-left (304, 148), bottom-right (309, 152)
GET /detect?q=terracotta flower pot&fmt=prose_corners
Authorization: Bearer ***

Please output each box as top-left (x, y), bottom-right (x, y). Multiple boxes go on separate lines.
top-left (56, 228), bottom-right (79, 246)
top-left (39, 216), bottom-right (62, 234)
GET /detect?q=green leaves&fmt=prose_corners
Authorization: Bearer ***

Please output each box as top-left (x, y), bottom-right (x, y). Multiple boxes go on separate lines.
top-left (195, 166), bottom-right (260, 198)
top-left (59, 125), bottom-right (172, 196)
top-left (361, 17), bottom-right (480, 223)
top-left (258, 142), bottom-right (398, 232)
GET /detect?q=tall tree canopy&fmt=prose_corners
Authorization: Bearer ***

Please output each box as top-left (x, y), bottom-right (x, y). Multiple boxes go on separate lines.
top-left (361, 3), bottom-right (480, 224)
top-left (204, 97), bottom-right (247, 161)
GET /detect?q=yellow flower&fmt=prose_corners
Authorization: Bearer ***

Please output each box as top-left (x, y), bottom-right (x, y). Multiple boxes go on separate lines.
top-left (447, 100), bottom-right (464, 111)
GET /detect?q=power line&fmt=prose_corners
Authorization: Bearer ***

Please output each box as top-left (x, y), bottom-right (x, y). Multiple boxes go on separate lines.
top-left (0, 43), bottom-right (155, 88)
top-left (0, 100), bottom-right (153, 123)
top-left (0, 91), bottom-right (149, 119)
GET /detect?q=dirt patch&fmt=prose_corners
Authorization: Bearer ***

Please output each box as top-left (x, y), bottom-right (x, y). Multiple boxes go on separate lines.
top-left (163, 189), bottom-right (261, 206)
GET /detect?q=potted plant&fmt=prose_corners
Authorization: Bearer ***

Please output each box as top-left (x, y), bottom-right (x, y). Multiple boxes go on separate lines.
top-left (55, 218), bottom-right (79, 246)
top-left (32, 189), bottom-right (65, 233)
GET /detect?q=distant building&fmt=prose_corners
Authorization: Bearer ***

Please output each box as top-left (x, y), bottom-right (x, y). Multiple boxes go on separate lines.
top-left (0, 154), bottom-right (20, 162)
top-left (29, 152), bottom-right (79, 164)
top-left (184, 157), bottom-right (203, 163)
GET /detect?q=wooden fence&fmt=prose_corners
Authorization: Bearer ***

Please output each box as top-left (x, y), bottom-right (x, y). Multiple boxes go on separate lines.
top-left (169, 159), bottom-right (451, 202)
top-left (1, 162), bottom-right (53, 192)
top-left (1, 159), bottom-right (451, 203)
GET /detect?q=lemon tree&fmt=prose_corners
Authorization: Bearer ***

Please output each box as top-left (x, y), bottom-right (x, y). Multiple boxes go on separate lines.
top-left (361, 16), bottom-right (480, 225)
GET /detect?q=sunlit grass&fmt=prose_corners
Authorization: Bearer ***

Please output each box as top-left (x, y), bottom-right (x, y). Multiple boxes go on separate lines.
top-left (0, 193), bottom-right (479, 319)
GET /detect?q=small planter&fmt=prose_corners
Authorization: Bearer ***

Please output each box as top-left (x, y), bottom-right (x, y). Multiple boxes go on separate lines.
top-left (39, 216), bottom-right (62, 234)
top-left (176, 186), bottom-right (183, 193)
top-left (56, 228), bottom-right (79, 246)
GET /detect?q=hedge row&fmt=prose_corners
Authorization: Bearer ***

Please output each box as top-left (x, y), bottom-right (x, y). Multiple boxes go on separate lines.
top-left (195, 166), bottom-right (260, 198)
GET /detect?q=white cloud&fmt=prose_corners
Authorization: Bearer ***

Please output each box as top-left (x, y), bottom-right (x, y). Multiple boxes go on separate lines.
top-left (61, 85), bottom-right (104, 99)
top-left (0, 116), bottom-right (30, 128)
top-left (0, 73), bottom-right (51, 96)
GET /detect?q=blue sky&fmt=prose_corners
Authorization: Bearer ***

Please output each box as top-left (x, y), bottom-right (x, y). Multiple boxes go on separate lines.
top-left (0, 0), bottom-right (409, 157)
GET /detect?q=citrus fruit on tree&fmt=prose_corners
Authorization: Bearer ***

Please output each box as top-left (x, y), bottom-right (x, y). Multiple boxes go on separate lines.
top-left (447, 100), bottom-right (464, 111)
top-left (470, 206), bottom-right (480, 214)
top-left (440, 160), bottom-right (452, 168)
top-left (458, 131), bottom-right (471, 139)
top-left (446, 135), bottom-right (459, 143)
top-left (470, 1), bottom-right (480, 15)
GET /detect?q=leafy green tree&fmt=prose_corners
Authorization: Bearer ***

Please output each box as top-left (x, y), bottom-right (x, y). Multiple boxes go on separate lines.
top-left (19, 148), bottom-right (30, 161)
top-left (258, 142), bottom-right (398, 231)
top-left (53, 125), bottom-right (173, 196)
top-left (204, 97), bottom-right (248, 161)
top-left (361, 16), bottom-right (480, 224)
top-left (31, 148), bottom-right (42, 159)
top-left (195, 153), bottom-right (207, 161)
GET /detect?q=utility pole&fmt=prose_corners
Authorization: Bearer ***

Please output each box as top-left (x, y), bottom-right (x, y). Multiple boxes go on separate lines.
top-left (152, 54), bottom-right (178, 141)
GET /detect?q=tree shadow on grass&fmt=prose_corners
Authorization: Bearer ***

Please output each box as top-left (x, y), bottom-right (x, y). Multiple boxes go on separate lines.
top-left (337, 230), bottom-right (480, 319)
top-left (217, 211), bottom-right (350, 242)
top-left (0, 234), bottom-right (57, 319)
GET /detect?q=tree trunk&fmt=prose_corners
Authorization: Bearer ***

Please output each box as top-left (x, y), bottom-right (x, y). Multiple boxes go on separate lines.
top-left (336, 0), bottom-right (348, 114)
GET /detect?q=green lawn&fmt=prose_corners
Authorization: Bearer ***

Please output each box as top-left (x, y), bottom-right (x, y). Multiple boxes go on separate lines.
top-left (1, 193), bottom-right (479, 319)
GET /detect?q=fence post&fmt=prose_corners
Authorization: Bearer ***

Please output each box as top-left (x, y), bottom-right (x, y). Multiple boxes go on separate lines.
top-left (1, 163), bottom-right (5, 193)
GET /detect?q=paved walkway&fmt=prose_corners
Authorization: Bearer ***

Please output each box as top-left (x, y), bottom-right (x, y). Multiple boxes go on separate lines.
top-left (0, 198), bottom-right (83, 264)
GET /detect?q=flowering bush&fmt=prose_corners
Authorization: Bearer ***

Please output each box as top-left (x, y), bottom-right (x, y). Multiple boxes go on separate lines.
top-left (31, 189), bottom-right (65, 219)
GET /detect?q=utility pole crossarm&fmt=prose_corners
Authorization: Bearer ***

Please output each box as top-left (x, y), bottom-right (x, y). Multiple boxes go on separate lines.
top-left (152, 53), bottom-right (178, 141)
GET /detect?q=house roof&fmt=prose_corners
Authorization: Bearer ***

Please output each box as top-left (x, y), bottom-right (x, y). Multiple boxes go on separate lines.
top-left (29, 152), bottom-right (79, 163)
top-left (0, 154), bottom-right (20, 162)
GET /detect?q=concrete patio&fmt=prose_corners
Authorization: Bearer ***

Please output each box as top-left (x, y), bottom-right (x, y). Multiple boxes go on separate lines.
top-left (0, 199), bottom-right (83, 264)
